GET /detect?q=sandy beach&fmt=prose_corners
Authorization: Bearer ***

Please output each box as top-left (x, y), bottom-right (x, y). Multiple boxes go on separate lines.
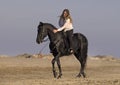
top-left (0, 54), bottom-right (120, 85)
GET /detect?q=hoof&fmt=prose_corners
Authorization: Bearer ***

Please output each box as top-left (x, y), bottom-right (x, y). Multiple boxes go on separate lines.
top-left (76, 73), bottom-right (86, 78)
top-left (57, 74), bottom-right (62, 79)
top-left (53, 71), bottom-right (57, 78)
top-left (76, 74), bottom-right (81, 78)
top-left (81, 72), bottom-right (86, 78)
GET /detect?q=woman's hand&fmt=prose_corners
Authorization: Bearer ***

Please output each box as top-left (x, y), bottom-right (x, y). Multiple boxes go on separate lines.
top-left (53, 29), bottom-right (58, 33)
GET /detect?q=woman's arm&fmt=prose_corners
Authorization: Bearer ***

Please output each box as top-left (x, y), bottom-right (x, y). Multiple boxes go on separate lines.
top-left (57, 19), bottom-right (70, 31)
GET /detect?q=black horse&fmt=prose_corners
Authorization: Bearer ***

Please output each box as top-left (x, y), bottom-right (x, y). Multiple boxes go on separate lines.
top-left (36, 22), bottom-right (88, 79)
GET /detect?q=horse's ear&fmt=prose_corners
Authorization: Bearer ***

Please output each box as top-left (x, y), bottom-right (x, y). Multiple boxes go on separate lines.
top-left (40, 22), bottom-right (43, 26)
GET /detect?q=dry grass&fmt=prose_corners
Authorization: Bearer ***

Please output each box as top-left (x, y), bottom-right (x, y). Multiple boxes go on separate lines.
top-left (0, 55), bottom-right (120, 85)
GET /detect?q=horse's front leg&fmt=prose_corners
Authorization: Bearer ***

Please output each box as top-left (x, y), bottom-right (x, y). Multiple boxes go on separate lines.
top-left (51, 56), bottom-right (62, 79)
top-left (53, 53), bottom-right (62, 79)
top-left (51, 58), bottom-right (57, 78)
top-left (56, 58), bottom-right (62, 79)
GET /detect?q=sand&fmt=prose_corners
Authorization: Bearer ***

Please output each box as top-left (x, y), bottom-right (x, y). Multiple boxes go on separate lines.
top-left (0, 55), bottom-right (120, 85)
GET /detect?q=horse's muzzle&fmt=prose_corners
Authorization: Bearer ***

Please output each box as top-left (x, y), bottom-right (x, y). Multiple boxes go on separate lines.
top-left (36, 38), bottom-right (41, 44)
top-left (36, 39), bottom-right (44, 44)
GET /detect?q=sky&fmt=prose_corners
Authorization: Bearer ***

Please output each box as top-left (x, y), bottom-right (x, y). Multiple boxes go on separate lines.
top-left (0, 0), bottom-right (120, 57)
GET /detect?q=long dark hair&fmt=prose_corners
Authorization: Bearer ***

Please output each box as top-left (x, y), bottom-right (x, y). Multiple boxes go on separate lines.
top-left (60, 9), bottom-right (73, 23)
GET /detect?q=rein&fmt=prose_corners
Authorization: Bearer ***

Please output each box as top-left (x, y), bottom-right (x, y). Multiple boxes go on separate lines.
top-left (42, 37), bottom-right (49, 42)
top-left (39, 39), bottom-right (49, 54)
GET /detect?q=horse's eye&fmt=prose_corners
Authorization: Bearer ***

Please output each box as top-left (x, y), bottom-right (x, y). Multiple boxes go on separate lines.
top-left (37, 29), bottom-right (39, 33)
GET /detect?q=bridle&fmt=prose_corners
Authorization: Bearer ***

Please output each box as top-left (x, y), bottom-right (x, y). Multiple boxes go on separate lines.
top-left (38, 26), bottom-right (49, 54)
top-left (39, 25), bottom-right (49, 42)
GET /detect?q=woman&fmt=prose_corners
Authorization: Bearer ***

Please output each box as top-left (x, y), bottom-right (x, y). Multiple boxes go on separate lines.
top-left (53, 9), bottom-right (74, 53)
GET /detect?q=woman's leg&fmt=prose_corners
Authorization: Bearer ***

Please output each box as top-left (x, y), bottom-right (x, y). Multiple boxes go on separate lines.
top-left (66, 30), bottom-right (73, 53)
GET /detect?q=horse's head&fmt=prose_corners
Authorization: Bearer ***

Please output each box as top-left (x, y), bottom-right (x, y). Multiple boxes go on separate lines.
top-left (36, 22), bottom-right (48, 44)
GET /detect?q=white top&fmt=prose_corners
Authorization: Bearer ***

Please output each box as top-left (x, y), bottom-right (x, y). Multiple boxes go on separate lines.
top-left (57, 18), bottom-right (73, 32)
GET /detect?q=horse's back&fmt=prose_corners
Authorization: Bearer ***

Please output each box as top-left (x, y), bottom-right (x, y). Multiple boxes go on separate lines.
top-left (73, 33), bottom-right (88, 44)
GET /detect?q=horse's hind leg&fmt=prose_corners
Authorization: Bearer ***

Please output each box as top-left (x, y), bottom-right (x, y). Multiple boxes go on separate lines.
top-left (79, 57), bottom-right (86, 78)
top-left (74, 49), bottom-right (87, 78)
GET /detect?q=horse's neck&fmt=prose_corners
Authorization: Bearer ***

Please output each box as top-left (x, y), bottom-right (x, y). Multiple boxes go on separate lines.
top-left (47, 31), bottom-right (55, 42)
top-left (45, 24), bottom-right (63, 43)
top-left (46, 25), bottom-right (56, 42)
top-left (48, 30), bottom-right (63, 43)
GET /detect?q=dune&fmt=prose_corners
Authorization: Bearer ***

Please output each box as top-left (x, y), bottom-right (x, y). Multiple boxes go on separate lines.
top-left (0, 55), bottom-right (10, 58)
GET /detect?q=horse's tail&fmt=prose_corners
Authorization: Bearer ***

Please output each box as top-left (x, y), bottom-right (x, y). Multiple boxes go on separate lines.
top-left (83, 37), bottom-right (88, 66)
top-left (78, 33), bottom-right (88, 66)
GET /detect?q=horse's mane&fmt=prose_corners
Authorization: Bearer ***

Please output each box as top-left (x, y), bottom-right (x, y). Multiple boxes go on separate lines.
top-left (43, 22), bottom-right (64, 39)
top-left (44, 23), bottom-right (57, 30)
